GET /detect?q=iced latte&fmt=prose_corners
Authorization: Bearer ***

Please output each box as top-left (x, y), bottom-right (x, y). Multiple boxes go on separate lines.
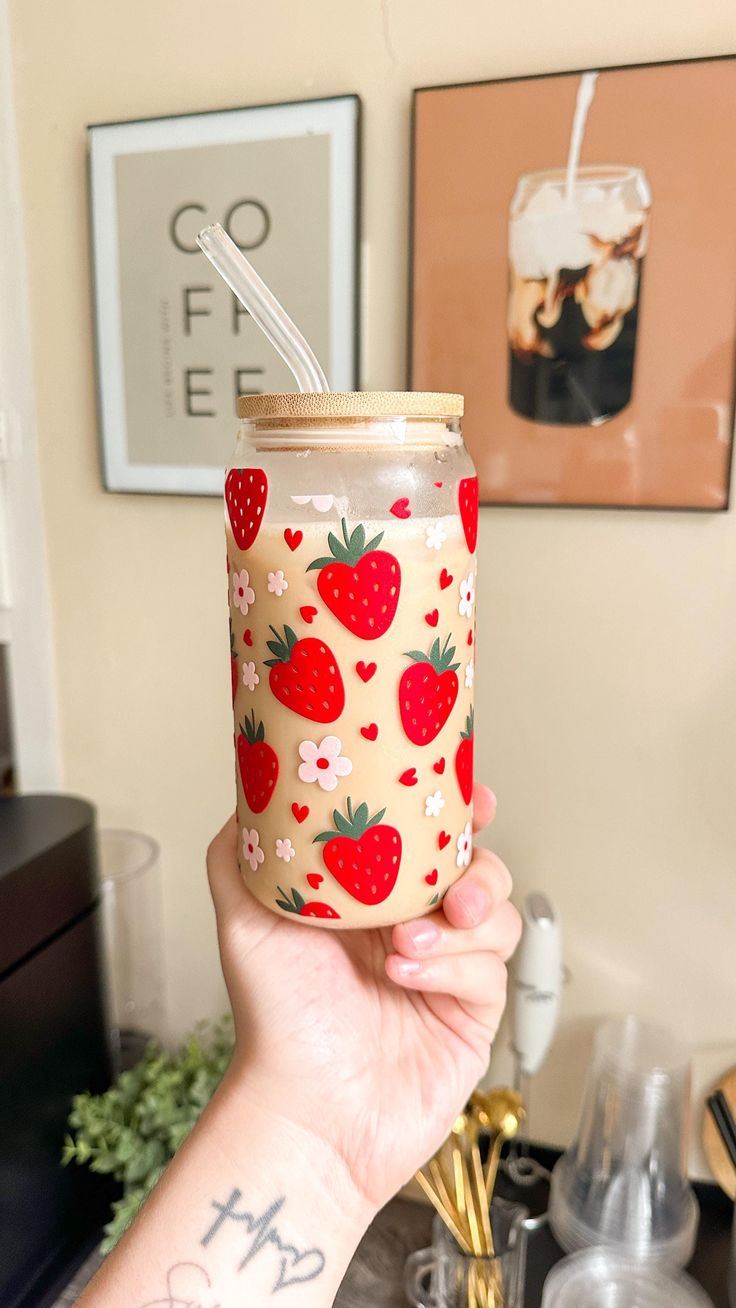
top-left (507, 166), bottom-right (651, 426)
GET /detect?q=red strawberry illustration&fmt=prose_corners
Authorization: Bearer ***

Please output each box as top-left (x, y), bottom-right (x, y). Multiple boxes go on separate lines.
top-left (237, 710), bottom-right (279, 813)
top-left (399, 634), bottom-right (460, 746)
top-left (275, 885), bottom-right (340, 920)
top-left (265, 625), bottom-right (345, 723)
top-left (225, 467), bottom-right (268, 549)
top-left (307, 519), bottom-right (400, 640)
top-left (458, 476), bottom-right (479, 553)
top-left (229, 619), bottom-right (238, 706)
top-left (314, 798), bottom-right (401, 905)
top-left (455, 708), bottom-right (474, 805)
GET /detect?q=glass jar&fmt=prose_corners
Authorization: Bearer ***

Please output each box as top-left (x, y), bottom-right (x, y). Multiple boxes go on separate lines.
top-left (225, 391), bottom-right (478, 929)
top-left (404, 1207), bottom-right (528, 1308)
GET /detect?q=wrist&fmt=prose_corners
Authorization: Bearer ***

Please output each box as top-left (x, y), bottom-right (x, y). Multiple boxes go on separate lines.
top-left (216, 1058), bottom-right (378, 1245)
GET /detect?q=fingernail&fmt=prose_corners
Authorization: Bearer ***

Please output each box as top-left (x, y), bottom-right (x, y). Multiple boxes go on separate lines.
top-left (453, 882), bottom-right (491, 925)
top-left (403, 920), bottom-right (441, 952)
top-left (393, 958), bottom-right (422, 976)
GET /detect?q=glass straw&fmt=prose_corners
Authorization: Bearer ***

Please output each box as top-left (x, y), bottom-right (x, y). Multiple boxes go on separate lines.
top-left (196, 222), bottom-right (329, 393)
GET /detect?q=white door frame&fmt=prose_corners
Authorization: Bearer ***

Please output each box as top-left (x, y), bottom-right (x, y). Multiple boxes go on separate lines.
top-left (0, 0), bottom-right (61, 791)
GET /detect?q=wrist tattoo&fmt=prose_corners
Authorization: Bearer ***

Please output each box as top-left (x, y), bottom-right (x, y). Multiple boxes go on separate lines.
top-left (139, 1260), bottom-right (220, 1307)
top-left (201, 1187), bottom-right (326, 1292)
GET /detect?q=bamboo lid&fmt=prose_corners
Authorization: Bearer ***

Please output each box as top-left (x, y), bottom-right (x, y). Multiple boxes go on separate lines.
top-left (237, 391), bottom-right (464, 420)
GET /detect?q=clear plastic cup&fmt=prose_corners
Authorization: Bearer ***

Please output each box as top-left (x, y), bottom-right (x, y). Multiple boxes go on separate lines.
top-left (541, 1249), bottom-right (714, 1308)
top-left (549, 1015), bottom-right (699, 1266)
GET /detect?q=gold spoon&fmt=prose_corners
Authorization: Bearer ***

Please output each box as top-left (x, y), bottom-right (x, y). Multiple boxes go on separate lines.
top-left (470, 1087), bottom-right (525, 1203)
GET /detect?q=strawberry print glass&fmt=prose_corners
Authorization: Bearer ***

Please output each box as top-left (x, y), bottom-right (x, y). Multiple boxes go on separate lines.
top-left (226, 392), bottom-right (477, 928)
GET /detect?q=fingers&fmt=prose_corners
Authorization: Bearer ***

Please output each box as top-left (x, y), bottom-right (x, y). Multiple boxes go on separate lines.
top-left (442, 849), bottom-right (513, 930)
top-left (385, 947), bottom-right (508, 1009)
top-left (392, 898), bottom-right (521, 963)
top-left (206, 813), bottom-right (243, 920)
top-left (472, 783), bottom-right (496, 833)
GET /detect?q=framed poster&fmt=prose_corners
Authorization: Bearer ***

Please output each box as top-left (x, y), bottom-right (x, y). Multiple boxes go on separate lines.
top-left (410, 58), bottom-right (736, 509)
top-left (89, 95), bottom-right (360, 494)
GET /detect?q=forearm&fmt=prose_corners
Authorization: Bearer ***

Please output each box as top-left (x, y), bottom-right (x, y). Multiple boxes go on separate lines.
top-left (78, 1063), bottom-right (375, 1308)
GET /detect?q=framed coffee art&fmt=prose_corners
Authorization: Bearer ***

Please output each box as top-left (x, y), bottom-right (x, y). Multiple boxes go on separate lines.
top-left (410, 57), bottom-right (736, 509)
top-left (88, 95), bottom-right (360, 494)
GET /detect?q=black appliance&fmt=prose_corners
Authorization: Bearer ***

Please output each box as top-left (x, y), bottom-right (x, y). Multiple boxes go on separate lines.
top-left (0, 794), bottom-right (116, 1307)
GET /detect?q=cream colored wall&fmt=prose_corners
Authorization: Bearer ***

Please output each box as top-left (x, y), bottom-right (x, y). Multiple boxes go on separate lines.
top-left (8, 0), bottom-right (736, 1165)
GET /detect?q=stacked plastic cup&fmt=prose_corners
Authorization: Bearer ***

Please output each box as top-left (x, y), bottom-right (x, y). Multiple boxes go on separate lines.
top-left (541, 1249), bottom-right (714, 1308)
top-left (549, 1015), bottom-right (699, 1267)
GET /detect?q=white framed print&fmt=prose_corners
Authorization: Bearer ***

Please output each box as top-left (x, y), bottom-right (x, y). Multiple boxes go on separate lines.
top-left (88, 94), bottom-right (361, 495)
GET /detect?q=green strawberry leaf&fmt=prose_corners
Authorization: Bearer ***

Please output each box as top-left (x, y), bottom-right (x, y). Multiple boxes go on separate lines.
top-left (292, 888), bottom-right (306, 910)
top-left (354, 802), bottom-right (369, 828)
top-left (364, 533), bottom-right (384, 552)
top-left (366, 807), bottom-right (386, 828)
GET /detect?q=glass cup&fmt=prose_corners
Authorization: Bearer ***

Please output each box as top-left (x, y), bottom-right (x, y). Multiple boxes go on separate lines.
top-left (507, 165), bottom-right (651, 426)
top-left (404, 1205), bottom-right (528, 1308)
top-left (225, 391), bottom-right (478, 929)
top-left (549, 1015), bottom-right (699, 1266)
top-left (96, 828), bottom-right (165, 1074)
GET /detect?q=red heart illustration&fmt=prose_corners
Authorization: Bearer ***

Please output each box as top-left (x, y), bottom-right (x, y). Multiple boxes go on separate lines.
top-left (433, 757), bottom-right (445, 775)
top-left (434, 481), bottom-right (444, 488)
top-left (243, 629), bottom-right (254, 647)
top-left (284, 527), bottom-right (303, 552)
top-left (467, 630), bottom-right (473, 646)
top-left (291, 803), bottom-right (309, 824)
top-left (425, 868), bottom-right (439, 886)
top-left (399, 768), bottom-right (418, 786)
top-left (361, 723), bottom-right (378, 741)
top-left (425, 609), bottom-right (439, 627)
top-left (438, 831), bottom-right (451, 851)
top-left (306, 872), bottom-right (324, 889)
top-left (356, 660), bottom-right (377, 683)
top-left (440, 569), bottom-right (453, 590)
top-left (390, 497), bottom-right (411, 519)
top-left (300, 606), bottom-right (318, 624)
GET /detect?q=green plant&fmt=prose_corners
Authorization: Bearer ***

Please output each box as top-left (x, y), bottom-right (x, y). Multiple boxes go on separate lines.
top-left (62, 1016), bottom-right (234, 1252)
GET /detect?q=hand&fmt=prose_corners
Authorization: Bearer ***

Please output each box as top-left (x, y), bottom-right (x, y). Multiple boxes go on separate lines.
top-left (207, 784), bottom-right (520, 1214)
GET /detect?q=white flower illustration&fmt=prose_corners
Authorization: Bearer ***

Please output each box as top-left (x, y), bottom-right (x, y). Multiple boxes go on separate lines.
top-left (242, 827), bottom-right (264, 873)
top-left (458, 572), bottom-right (475, 619)
top-left (425, 521), bottom-right (447, 551)
top-left (242, 661), bottom-right (259, 692)
top-left (456, 821), bottom-right (473, 869)
top-left (275, 838), bottom-right (296, 863)
top-left (290, 494), bottom-right (334, 512)
top-left (297, 736), bottom-right (353, 792)
top-left (465, 659), bottom-right (475, 689)
top-left (425, 789), bottom-right (445, 818)
top-left (267, 569), bottom-right (288, 597)
top-left (232, 568), bottom-right (255, 616)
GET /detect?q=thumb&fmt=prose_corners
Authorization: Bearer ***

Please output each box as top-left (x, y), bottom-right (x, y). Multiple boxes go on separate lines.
top-left (206, 813), bottom-right (245, 922)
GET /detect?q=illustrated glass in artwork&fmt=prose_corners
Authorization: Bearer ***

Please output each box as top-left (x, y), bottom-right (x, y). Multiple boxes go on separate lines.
top-left (508, 164), bottom-right (651, 426)
top-left (506, 73), bottom-right (651, 427)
